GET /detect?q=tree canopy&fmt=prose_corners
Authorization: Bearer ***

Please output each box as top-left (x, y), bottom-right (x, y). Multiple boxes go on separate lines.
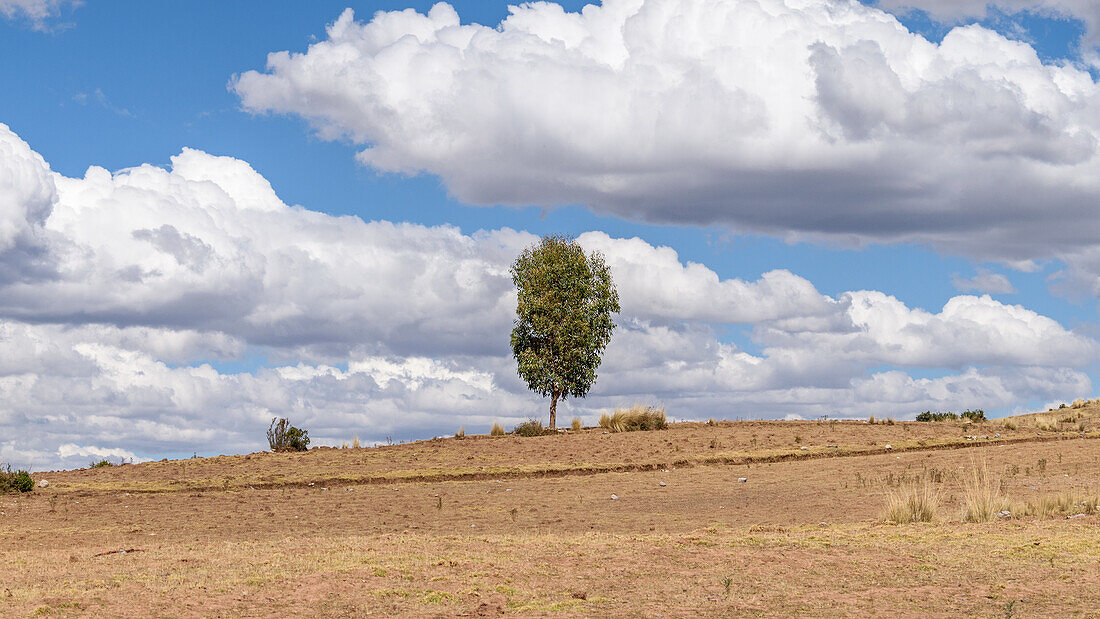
top-left (510, 235), bottom-right (620, 428)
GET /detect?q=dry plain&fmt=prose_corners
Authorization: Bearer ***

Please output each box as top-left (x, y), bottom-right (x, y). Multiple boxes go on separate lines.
top-left (2, 408), bottom-right (1099, 617)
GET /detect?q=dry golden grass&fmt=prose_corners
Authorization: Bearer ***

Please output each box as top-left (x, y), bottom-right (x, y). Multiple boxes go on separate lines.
top-left (490, 422), bottom-right (506, 437)
top-left (961, 462), bottom-right (1011, 523)
top-left (883, 481), bottom-right (940, 523)
top-left (571, 417), bottom-right (583, 432)
top-left (599, 405), bottom-right (666, 432)
top-left (352, 437), bottom-right (360, 449)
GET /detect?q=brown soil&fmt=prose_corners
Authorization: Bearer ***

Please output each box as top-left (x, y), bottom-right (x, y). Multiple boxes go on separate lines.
top-left (3, 417), bottom-right (1098, 617)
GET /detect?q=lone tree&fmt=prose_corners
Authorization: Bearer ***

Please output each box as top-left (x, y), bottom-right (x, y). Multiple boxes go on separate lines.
top-left (510, 235), bottom-right (620, 429)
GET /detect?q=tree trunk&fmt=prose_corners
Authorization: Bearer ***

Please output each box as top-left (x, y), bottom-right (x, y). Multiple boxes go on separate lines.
top-left (549, 390), bottom-right (560, 429)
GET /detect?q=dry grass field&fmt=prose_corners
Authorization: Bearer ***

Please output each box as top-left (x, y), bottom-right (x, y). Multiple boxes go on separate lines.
top-left (3, 408), bottom-right (1099, 617)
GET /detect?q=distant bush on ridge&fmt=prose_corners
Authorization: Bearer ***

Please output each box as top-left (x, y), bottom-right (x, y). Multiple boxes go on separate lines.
top-left (267, 417), bottom-right (310, 452)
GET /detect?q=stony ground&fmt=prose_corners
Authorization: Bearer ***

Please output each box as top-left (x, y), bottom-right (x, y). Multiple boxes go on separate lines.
top-left (2, 416), bottom-right (1098, 617)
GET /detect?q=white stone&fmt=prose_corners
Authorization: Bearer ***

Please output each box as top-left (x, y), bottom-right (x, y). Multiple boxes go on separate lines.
top-left (738, 478), bottom-right (748, 483)
top-left (36, 480), bottom-right (49, 488)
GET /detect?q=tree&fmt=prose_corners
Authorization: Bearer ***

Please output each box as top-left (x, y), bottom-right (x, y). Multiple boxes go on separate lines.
top-left (510, 235), bottom-right (620, 429)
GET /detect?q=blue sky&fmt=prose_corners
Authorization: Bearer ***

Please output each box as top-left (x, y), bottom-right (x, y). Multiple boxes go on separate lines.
top-left (3, 0), bottom-right (1100, 468)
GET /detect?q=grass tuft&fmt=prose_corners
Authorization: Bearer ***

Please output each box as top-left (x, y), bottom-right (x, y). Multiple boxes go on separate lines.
top-left (961, 463), bottom-right (1010, 523)
top-left (883, 481), bottom-right (940, 523)
top-left (490, 422), bottom-right (506, 437)
top-left (599, 405), bottom-right (667, 432)
top-left (571, 417), bottom-right (583, 432)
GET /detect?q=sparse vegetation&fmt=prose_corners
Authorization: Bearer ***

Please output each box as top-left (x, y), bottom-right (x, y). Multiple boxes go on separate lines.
top-left (571, 417), bottom-right (583, 432)
top-left (454, 427), bottom-right (466, 439)
top-left (267, 417), bottom-right (310, 452)
top-left (0, 465), bottom-right (33, 493)
top-left (88, 459), bottom-right (115, 469)
top-left (883, 481), bottom-right (940, 523)
top-left (598, 405), bottom-right (667, 433)
top-left (490, 422), bottom-right (506, 437)
top-left (961, 464), bottom-right (1010, 523)
top-left (512, 419), bottom-right (548, 437)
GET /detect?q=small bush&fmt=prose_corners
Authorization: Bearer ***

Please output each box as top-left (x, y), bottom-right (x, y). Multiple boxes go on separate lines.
top-left (0, 466), bottom-right (34, 493)
top-left (267, 417), bottom-right (310, 452)
top-left (89, 459), bottom-right (115, 469)
top-left (513, 419), bottom-right (548, 437)
top-left (454, 427), bottom-right (466, 439)
top-left (883, 481), bottom-right (940, 523)
top-left (600, 405), bottom-right (667, 432)
top-left (490, 422), bottom-right (506, 437)
top-left (1002, 420), bottom-right (1018, 431)
top-left (960, 409), bottom-right (986, 422)
top-left (571, 417), bottom-right (583, 432)
top-left (916, 411), bottom-right (959, 422)
top-left (1070, 399), bottom-right (1087, 409)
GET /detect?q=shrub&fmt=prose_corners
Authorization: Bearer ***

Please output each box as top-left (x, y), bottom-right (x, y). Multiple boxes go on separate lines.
top-left (916, 411), bottom-right (959, 422)
top-left (1070, 399), bottom-right (1087, 409)
top-left (267, 417), bottom-right (310, 452)
top-left (1002, 420), bottom-right (1018, 431)
top-left (883, 481), bottom-right (940, 523)
top-left (513, 419), bottom-right (548, 437)
top-left (454, 427), bottom-right (466, 439)
top-left (0, 465), bottom-right (34, 493)
top-left (571, 417), bottom-right (583, 431)
top-left (490, 422), bottom-right (506, 437)
top-left (960, 409), bottom-right (986, 422)
top-left (599, 405), bottom-right (667, 433)
top-left (89, 459), bottom-right (115, 468)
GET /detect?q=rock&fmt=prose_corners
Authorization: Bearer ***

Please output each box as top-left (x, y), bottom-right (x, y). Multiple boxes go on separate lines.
top-left (36, 480), bottom-right (49, 488)
top-left (1067, 513), bottom-right (1087, 519)
top-left (658, 481), bottom-right (667, 487)
top-left (738, 477), bottom-right (748, 483)
top-left (994, 433), bottom-right (1002, 438)
top-left (799, 446), bottom-right (808, 451)
top-left (610, 494), bottom-right (619, 500)
top-left (884, 444), bottom-right (892, 450)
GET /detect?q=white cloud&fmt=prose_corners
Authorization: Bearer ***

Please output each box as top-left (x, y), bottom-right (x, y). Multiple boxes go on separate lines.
top-left (0, 0), bottom-right (76, 30)
top-left (952, 268), bottom-right (1017, 294)
top-left (232, 0), bottom-right (1100, 265)
top-left (0, 123), bottom-right (1093, 471)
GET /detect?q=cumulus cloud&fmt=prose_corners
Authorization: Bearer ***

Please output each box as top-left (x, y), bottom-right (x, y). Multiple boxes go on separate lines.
top-left (232, 0), bottom-right (1100, 265)
top-left (952, 268), bottom-right (1017, 294)
top-left (0, 124), bottom-right (1093, 470)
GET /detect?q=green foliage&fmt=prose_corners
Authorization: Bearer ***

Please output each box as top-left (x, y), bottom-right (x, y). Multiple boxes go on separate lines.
top-left (915, 409), bottom-right (985, 422)
top-left (0, 465), bottom-right (34, 493)
top-left (960, 409), bottom-right (986, 422)
top-left (89, 459), bottom-right (115, 468)
top-left (510, 235), bottom-right (620, 427)
top-left (512, 419), bottom-right (549, 437)
top-left (267, 417), bottom-right (310, 452)
top-left (916, 411), bottom-right (959, 422)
